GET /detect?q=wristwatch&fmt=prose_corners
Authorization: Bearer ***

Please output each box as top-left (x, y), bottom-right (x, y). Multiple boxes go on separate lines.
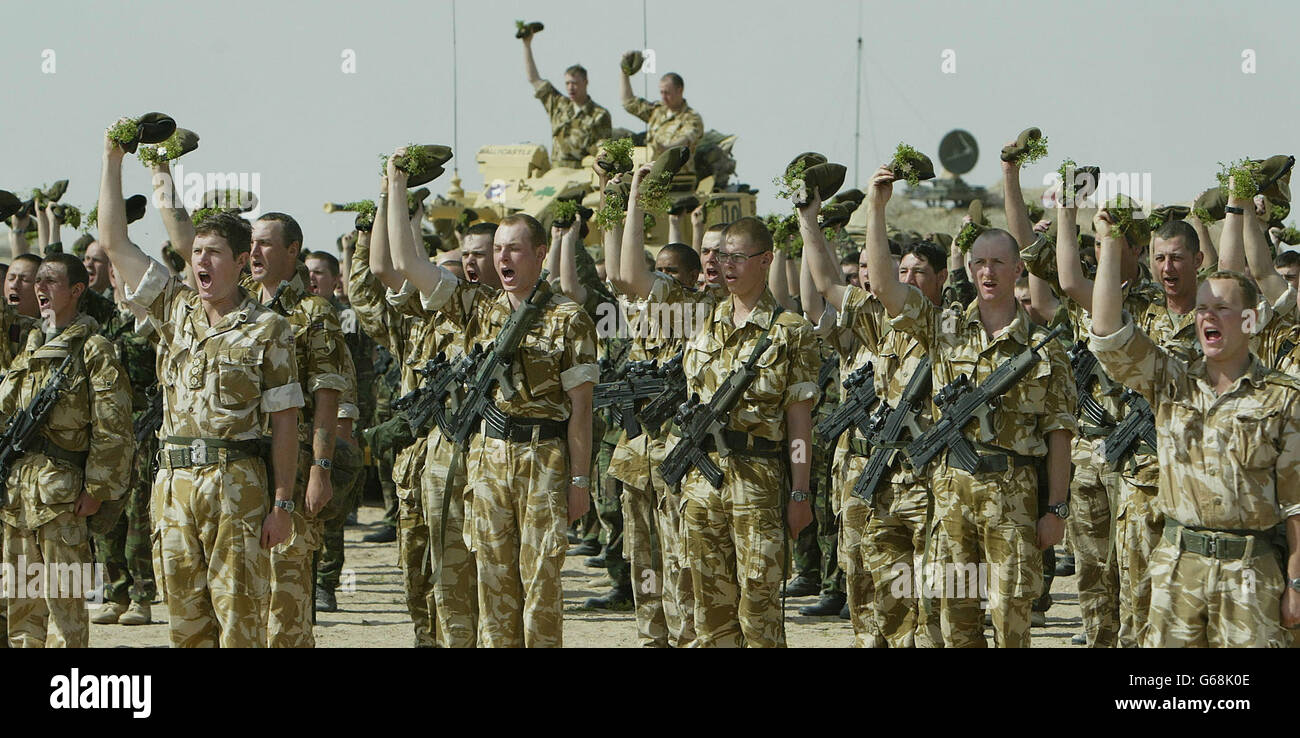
top-left (273, 499), bottom-right (295, 514)
top-left (570, 475), bottom-right (590, 489)
top-left (1225, 205), bottom-right (1245, 215)
top-left (790, 489), bottom-right (809, 503)
top-left (312, 458), bottom-right (333, 470)
top-left (1288, 577), bottom-right (1300, 593)
top-left (1045, 502), bottom-right (1070, 520)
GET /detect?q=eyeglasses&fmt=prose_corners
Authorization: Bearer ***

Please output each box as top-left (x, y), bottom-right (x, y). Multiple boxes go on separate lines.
top-left (715, 249), bottom-right (771, 265)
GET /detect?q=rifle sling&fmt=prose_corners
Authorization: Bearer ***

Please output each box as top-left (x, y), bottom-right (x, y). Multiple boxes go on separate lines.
top-left (25, 437), bottom-right (89, 469)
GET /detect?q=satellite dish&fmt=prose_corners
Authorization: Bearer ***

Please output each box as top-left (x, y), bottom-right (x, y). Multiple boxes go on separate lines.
top-left (938, 129), bottom-right (978, 176)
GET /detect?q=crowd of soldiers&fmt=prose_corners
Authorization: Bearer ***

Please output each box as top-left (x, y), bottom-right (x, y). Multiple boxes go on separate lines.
top-left (0, 20), bottom-right (1296, 649)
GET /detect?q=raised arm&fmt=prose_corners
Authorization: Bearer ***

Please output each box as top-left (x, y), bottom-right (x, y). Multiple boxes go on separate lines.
top-left (150, 160), bottom-right (196, 257)
top-left (35, 203), bottom-right (50, 253)
top-left (1244, 196), bottom-right (1289, 304)
top-left (8, 209), bottom-right (32, 257)
top-left (769, 248), bottom-right (798, 312)
top-left (1218, 184), bottom-right (1247, 274)
top-left (522, 34), bottom-right (541, 86)
top-left (98, 127), bottom-right (152, 289)
top-left (795, 195), bottom-right (849, 309)
top-left (690, 203), bottom-right (705, 253)
top-left (369, 175), bottom-right (404, 292)
top-left (799, 239), bottom-right (827, 325)
top-left (618, 164), bottom-right (655, 299)
top-left (619, 59), bottom-right (635, 107)
top-left (1189, 211), bottom-right (1217, 268)
top-left (556, 222), bottom-right (587, 304)
top-left (386, 153), bottom-right (442, 296)
top-left (863, 166), bottom-right (909, 316)
top-left (1055, 198), bottom-right (1094, 312)
top-left (1090, 210), bottom-right (1123, 336)
top-left (1001, 149), bottom-right (1036, 250)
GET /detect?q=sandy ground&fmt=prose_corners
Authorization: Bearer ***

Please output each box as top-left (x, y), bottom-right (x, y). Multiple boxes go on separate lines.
top-left (88, 502), bottom-right (1084, 648)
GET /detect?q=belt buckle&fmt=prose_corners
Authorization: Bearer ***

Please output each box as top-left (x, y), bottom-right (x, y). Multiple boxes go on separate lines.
top-left (1205, 536), bottom-right (1218, 558)
top-left (190, 439), bottom-right (208, 466)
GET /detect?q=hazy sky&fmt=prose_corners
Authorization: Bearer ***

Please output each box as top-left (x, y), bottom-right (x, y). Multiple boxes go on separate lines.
top-left (3, 0), bottom-right (1298, 259)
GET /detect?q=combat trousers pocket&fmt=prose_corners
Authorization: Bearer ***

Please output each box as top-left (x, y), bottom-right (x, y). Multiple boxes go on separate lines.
top-left (226, 519), bottom-right (270, 601)
top-left (992, 523), bottom-right (1041, 600)
top-left (744, 511), bottom-right (784, 583)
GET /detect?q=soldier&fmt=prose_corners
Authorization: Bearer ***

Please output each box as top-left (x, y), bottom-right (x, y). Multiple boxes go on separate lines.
top-left (1274, 250), bottom-right (1300, 291)
top-left (390, 152), bottom-right (596, 647)
top-left (520, 27), bottom-right (612, 169)
top-left (0, 253), bottom-right (133, 647)
top-left (82, 240), bottom-right (114, 296)
top-left (248, 212), bottom-right (354, 648)
top-left (863, 163), bottom-right (1076, 648)
top-left (88, 268), bottom-right (160, 627)
top-left (802, 199), bottom-right (950, 646)
top-left (1089, 210), bottom-right (1300, 645)
top-left (619, 67), bottom-right (705, 171)
top-left (5, 254), bottom-right (42, 324)
top-left (621, 164), bottom-right (816, 647)
top-left (98, 129), bottom-right (302, 647)
top-left (305, 250), bottom-right (368, 612)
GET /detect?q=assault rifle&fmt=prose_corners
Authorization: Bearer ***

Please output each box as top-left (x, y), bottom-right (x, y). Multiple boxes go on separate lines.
top-left (637, 352), bottom-right (686, 430)
top-left (134, 386), bottom-right (164, 445)
top-left (814, 362), bottom-right (877, 445)
top-left (392, 352), bottom-right (457, 437)
top-left (1067, 341), bottom-right (1113, 428)
top-left (0, 351), bottom-right (78, 506)
top-left (851, 357), bottom-right (931, 504)
top-left (814, 354), bottom-right (840, 410)
top-left (593, 359), bottom-right (665, 439)
top-left (905, 324), bottom-right (1066, 474)
top-left (448, 271), bottom-right (551, 449)
top-left (1102, 388), bottom-right (1157, 469)
top-left (658, 310), bottom-right (783, 489)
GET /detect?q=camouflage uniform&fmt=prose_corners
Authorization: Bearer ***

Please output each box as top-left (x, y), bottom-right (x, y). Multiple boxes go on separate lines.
top-left (664, 287), bottom-right (819, 648)
top-left (533, 80), bottom-right (613, 169)
top-left (93, 302), bottom-right (160, 608)
top-left (419, 269), bottom-right (598, 648)
top-left (0, 301), bottom-right (36, 642)
top-left (0, 316), bottom-right (133, 647)
top-left (127, 260), bottom-right (304, 648)
top-left (346, 240), bottom-right (439, 647)
top-left (591, 334), bottom-right (632, 603)
top-left (623, 96), bottom-right (705, 171)
top-left (828, 285), bottom-right (941, 648)
top-left (607, 276), bottom-right (725, 647)
top-left (890, 288), bottom-right (1077, 648)
top-left (1091, 320), bottom-right (1300, 647)
top-left (1023, 248), bottom-right (1164, 648)
top-left (252, 272), bottom-right (354, 648)
top-left (316, 295), bottom-right (372, 596)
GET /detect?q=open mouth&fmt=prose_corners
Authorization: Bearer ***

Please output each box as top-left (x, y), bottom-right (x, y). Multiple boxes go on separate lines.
top-left (6, 292), bottom-right (18, 305)
top-left (981, 280), bottom-right (997, 291)
top-left (37, 295), bottom-right (50, 309)
top-left (1163, 276), bottom-right (1178, 289)
top-left (499, 266), bottom-right (516, 282)
top-left (1202, 325), bottom-right (1223, 345)
top-left (705, 266), bottom-right (720, 282)
top-left (196, 270), bottom-right (213, 290)
top-left (465, 264), bottom-right (479, 282)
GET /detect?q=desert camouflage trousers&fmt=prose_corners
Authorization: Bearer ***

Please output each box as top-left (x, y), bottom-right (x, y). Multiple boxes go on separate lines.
top-left (423, 431), bottom-right (478, 648)
top-left (834, 451), bottom-right (882, 648)
top-left (467, 434), bottom-right (569, 648)
top-left (1068, 438), bottom-right (1120, 647)
top-left (152, 458), bottom-right (270, 648)
top-left (3, 512), bottom-right (91, 647)
top-left (266, 445), bottom-right (322, 648)
top-left (396, 437), bottom-right (436, 647)
top-left (613, 434), bottom-right (696, 647)
top-left (681, 452), bottom-right (787, 648)
top-left (94, 438), bottom-right (157, 605)
top-left (864, 472), bottom-right (942, 648)
top-left (1116, 479), bottom-right (1162, 648)
top-left (1142, 534), bottom-right (1290, 648)
top-left (930, 460), bottom-right (1042, 648)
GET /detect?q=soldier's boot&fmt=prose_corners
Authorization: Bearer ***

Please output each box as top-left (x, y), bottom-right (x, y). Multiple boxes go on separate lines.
top-left (1055, 553), bottom-right (1076, 577)
top-left (363, 526), bottom-right (396, 543)
top-left (567, 540), bottom-right (601, 557)
top-left (315, 587), bottom-right (338, 613)
top-left (583, 583), bottom-right (634, 611)
top-left (91, 601), bottom-right (127, 625)
top-left (783, 575), bottom-right (820, 598)
top-left (583, 553), bottom-right (607, 568)
top-left (118, 601), bottom-right (152, 626)
top-left (838, 601), bottom-right (850, 619)
top-left (799, 592), bottom-right (847, 616)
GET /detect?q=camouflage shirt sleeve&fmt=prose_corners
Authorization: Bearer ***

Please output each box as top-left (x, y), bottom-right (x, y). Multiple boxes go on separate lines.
top-left (261, 315), bottom-right (305, 414)
top-left (1039, 336), bottom-right (1079, 436)
top-left (560, 304), bottom-right (600, 392)
top-left (302, 299), bottom-right (351, 397)
top-left (1088, 317), bottom-right (1182, 407)
top-left (123, 258), bottom-right (181, 338)
top-left (83, 336), bottom-right (134, 502)
top-left (347, 237), bottom-right (402, 352)
top-left (624, 96), bottom-right (656, 122)
top-left (533, 79), bottom-right (563, 116)
top-left (838, 284), bottom-right (887, 357)
top-left (887, 284), bottom-right (941, 351)
top-left (1278, 393), bottom-right (1300, 518)
top-left (337, 341), bottom-right (360, 421)
top-left (589, 108), bottom-right (613, 157)
top-left (781, 318), bottom-right (821, 409)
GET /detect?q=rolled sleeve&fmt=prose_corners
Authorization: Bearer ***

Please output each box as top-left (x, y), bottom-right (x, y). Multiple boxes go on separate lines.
top-left (561, 362), bottom-right (599, 391)
top-left (1278, 394), bottom-right (1300, 518)
top-left (417, 266), bottom-right (461, 313)
top-left (784, 380), bottom-right (820, 408)
top-left (262, 382), bottom-right (306, 413)
top-left (1089, 317), bottom-right (1178, 405)
top-left (308, 371), bottom-right (349, 395)
top-left (888, 285), bottom-right (937, 348)
top-left (124, 258), bottom-right (172, 321)
top-left (338, 402), bottom-right (361, 421)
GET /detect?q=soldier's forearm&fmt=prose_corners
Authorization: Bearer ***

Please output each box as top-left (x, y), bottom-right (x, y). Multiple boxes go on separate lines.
top-left (270, 410), bottom-right (298, 501)
top-left (787, 402), bottom-right (813, 491)
top-left (311, 388), bottom-right (340, 461)
top-left (566, 386), bottom-right (593, 477)
top-left (523, 41), bottom-right (540, 85)
top-left (1286, 516), bottom-right (1299, 578)
top-left (1045, 430), bottom-right (1070, 506)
